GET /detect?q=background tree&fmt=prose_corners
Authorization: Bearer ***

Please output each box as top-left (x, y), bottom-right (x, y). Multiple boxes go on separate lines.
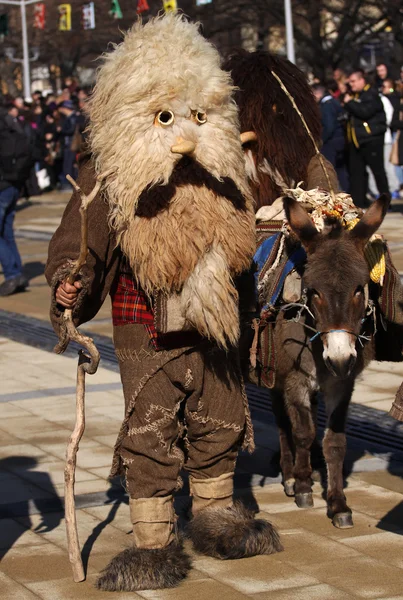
top-left (0, 0), bottom-right (401, 96)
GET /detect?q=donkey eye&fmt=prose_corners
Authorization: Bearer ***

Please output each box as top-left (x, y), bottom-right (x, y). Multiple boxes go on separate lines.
top-left (354, 286), bottom-right (364, 297)
top-left (155, 110), bottom-right (175, 127)
top-left (311, 289), bottom-right (320, 299)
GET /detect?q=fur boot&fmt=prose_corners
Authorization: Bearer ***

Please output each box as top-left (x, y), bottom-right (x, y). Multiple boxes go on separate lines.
top-left (188, 502), bottom-right (283, 560)
top-left (96, 541), bottom-right (191, 591)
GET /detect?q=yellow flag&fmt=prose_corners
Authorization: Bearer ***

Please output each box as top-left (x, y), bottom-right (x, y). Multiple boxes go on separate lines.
top-left (58, 4), bottom-right (71, 31)
top-left (163, 0), bottom-right (177, 13)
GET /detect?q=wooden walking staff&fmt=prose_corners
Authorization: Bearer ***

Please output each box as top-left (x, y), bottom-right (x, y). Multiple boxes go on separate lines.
top-left (54, 169), bottom-right (114, 582)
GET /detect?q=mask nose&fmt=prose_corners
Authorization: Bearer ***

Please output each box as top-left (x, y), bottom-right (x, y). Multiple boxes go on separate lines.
top-left (171, 138), bottom-right (196, 155)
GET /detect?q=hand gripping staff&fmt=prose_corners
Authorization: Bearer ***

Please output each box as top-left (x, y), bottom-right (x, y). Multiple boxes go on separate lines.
top-left (54, 169), bottom-right (114, 582)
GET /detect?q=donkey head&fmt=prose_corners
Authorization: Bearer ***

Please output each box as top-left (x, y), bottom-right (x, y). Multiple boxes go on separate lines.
top-left (284, 195), bottom-right (389, 378)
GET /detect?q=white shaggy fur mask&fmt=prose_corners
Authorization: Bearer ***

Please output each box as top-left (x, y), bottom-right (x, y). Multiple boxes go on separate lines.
top-left (88, 14), bottom-right (255, 347)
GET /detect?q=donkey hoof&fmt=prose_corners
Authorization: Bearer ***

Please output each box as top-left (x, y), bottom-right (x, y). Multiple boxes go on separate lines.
top-left (283, 479), bottom-right (295, 497)
top-left (332, 512), bottom-right (354, 529)
top-left (295, 492), bottom-right (314, 508)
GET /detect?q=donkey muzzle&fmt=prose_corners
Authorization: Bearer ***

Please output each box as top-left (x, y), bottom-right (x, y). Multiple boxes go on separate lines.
top-left (323, 331), bottom-right (357, 379)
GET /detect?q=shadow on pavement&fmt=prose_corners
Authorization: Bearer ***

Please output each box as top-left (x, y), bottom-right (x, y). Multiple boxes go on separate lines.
top-left (23, 261), bottom-right (46, 281)
top-left (0, 456), bottom-right (63, 559)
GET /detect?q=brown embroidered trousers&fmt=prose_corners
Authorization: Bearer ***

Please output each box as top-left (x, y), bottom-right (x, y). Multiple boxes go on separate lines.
top-left (112, 324), bottom-right (254, 500)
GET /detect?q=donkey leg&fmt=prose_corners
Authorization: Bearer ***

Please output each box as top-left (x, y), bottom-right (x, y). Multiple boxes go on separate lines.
top-left (323, 397), bottom-right (353, 529)
top-left (272, 393), bottom-right (295, 496)
top-left (286, 388), bottom-right (316, 508)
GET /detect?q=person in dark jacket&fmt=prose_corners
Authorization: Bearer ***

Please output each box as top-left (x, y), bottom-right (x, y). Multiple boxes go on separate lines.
top-left (344, 70), bottom-right (389, 208)
top-left (390, 95), bottom-right (403, 197)
top-left (0, 104), bottom-right (31, 296)
top-left (57, 100), bottom-right (77, 190)
top-left (312, 83), bottom-right (349, 191)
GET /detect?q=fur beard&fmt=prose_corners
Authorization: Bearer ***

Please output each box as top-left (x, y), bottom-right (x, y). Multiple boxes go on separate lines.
top-left (120, 184), bottom-right (255, 347)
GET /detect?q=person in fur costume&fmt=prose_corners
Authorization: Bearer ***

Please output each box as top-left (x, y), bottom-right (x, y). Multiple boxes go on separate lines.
top-left (45, 15), bottom-right (282, 593)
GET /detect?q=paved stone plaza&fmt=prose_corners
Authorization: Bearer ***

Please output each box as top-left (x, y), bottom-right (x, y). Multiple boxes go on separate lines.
top-left (1, 192), bottom-right (403, 599)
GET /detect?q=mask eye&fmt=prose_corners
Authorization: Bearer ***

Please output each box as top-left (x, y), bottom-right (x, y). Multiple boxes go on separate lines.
top-left (155, 110), bottom-right (174, 127)
top-left (193, 111), bottom-right (207, 125)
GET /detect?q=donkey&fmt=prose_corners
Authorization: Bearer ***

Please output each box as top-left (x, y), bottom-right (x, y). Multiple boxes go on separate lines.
top-left (271, 194), bottom-right (389, 528)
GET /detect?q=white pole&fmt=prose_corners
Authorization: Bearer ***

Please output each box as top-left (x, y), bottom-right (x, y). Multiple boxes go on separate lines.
top-left (284, 0), bottom-right (295, 64)
top-left (20, 0), bottom-right (32, 101)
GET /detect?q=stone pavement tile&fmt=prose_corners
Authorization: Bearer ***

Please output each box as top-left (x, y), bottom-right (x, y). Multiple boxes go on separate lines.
top-left (0, 518), bottom-right (50, 551)
top-left (342, 484), bottom-right (403, 521)
top-left (252, 483), bottom-right (327, 514)
top-left (0, 572), bottom-right (41, 600)
top-left (17, 459), bottom-right (100, 487)
top-left (298, 556), bottom-right (403, 598)
top-left (85, 392), bottom-right (124, 408)
top-left (78, 415), bottom-right (121, 439)
top-left (265, 504), bottom-right (402, 541)
top-left (258, 525), bottom-right (360, 566)
top-left (39, 437), bottom-right (110, 462)
top-left (84, 369), bottom-right (121, 385)
top-left (368, 399), bottom-right (398, 411)
top-left (27, 574), bottom-right (152, 600)
top-left (0, 403), bottom-right (36, 420)
top-left (0, 429), bottom-right (22, 445)
top-left (11, 398), bottom-right (75, 418)
top-left (192, 554), bottom-right (320, 594)
top-left (21, 427), bottom-right (71, 450)
top-left (0, 473), bottom-right (57, 505)
top-left (67, 442), bottom-right (114, 470)
top-left (251, 582), bottom-right (354, 600)
top-left (90, 405), bottom-right (124, 422)
top-left (0, 443), bottom-right (60, 467)
top-left (0, 414), bottom-right (66, 436)
top-left (93, 433), bottom-right (118, 448)
top-left (88, 465), bottom-right (114, 479)
top-left (55, 477), bottom-right (112, 497)
top-left (0, 543), bottom-right (82, 583)
top-left (340, 531), bottom-right (403, 569)
top-left (350, 471), bottom-right (403, 495)
top-left (83, 503), bottom-right (132, 535)
top-left (137, 578), bottom-right (250, 600)
top-left (25, 507), bottom-right (127, 557)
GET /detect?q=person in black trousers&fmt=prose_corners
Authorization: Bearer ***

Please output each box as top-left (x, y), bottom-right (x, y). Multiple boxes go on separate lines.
top-left (312, 83), bottom-right (349, 191)
top-left (344, 70), bottom-right (390, 208)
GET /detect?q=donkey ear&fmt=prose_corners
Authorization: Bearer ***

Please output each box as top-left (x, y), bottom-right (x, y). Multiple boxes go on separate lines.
top-left (283, 196), bottom-right (319, 253)
top-left (349, 194), bottom-right (390, 250)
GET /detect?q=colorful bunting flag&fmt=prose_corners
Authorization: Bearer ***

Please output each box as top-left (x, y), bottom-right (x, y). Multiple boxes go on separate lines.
top-left (109, 0), bottom-right (123, 19)
top-left (163, 0), bottom-right (177, 13)
top-left (58, 4), bottom-right (71, 31)
top-left (33, 3), bottom-right (45, 30)
top-left (82, 2), bottom-right (95, 29)
top-left (136, 0), bottom-right (149, 14)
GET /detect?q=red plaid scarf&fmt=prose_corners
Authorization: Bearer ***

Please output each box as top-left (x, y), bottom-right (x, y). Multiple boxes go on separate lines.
top-left (112, 271), bottom-right (158, 347)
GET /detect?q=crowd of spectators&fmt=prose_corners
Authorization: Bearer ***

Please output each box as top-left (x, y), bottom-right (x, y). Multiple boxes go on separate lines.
top-left (312, 62), bottom-right (403, 208)
top-left (0, 79), bottom-right (89, 195)
top-left (0, 79), bottom-right (88, 296)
